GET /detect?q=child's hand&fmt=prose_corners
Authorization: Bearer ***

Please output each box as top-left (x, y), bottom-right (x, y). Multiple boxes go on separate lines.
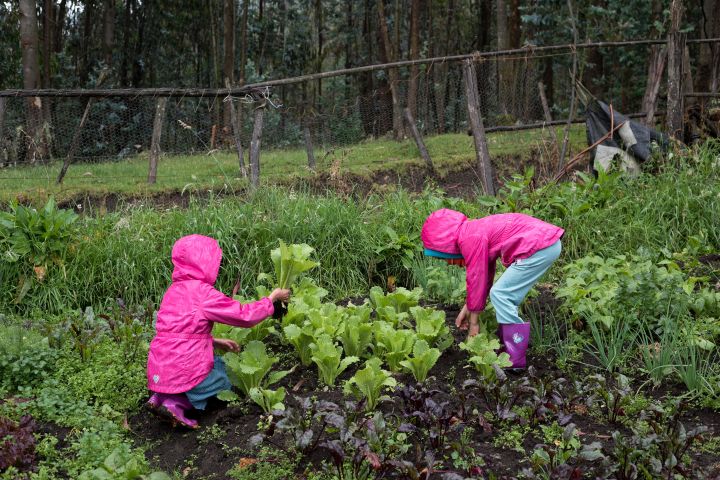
top-left (269, 288), bottom-right (291, 303)
top-left (213, 338), bottom-right (240, 353)
top-left (455, 304), bottom-right (469, 330)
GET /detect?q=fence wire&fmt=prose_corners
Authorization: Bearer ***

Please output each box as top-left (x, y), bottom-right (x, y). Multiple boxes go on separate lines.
top-left (0, 44), bottom-right (674, 171)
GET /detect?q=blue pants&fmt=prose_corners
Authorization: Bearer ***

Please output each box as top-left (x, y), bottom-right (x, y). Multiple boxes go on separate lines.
top-left (186, 355), bottom-right (232, 410)
top-left (489, 240), bottom-right (562, 325)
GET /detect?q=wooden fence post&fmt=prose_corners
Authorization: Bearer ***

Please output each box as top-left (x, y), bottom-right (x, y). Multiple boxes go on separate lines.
top-left (57, 98), bottom-right (95, 184)
top-left (0, 97), bottom-right (5, 166)
top-left (462, 59), bottom-right (495, 196)
top-left (538, 81), bottom-right (560, 159)
top-left (249, 102), bottom-right (265, 188)
top-left (303, 121), bottom-right (316, 171)
top-left (403, 107), bottom-right (434, 173)
top-left (147, 97), bottom-right (168, 184)
top-left (225, 79), bottom-right (247, 178)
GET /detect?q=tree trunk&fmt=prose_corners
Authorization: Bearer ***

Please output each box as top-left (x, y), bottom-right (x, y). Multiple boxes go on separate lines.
top-left (79, 0), bottom-right (94, 85)
top-left (695, 0), bottom-right (720, 93)
top-left (209, 0), bottom-right (220, 135)
top-left (666, 0), bottom-right (685, 140)
top-left (222, 0), bottom-right (234, 132)
top-left (54, 0), bottom-right (67, 53)
top-left (20, 0), bottom-right (47, 163)
top-left (407, 0), bottom-right (420, 118)
top-left (496, 0), bottom-right (511, 115)
top-left (463, 60), bottom-right (495, 196)
top-left (377, 0), bottom-right (403, 139)
top-left (42, 0), bottom-right (53, 142)
top-left (103, 0), bottom-right (115, 67)
top-left (148, 97), bottom-right (168, 184)
top-left (641, 45), bottom-right (666, 126)
top-left (119, 0), bottom-right (132, 86)
top-left (239, 0), bottom-right (249, 85)
top-left (538, 81), bottom-right (560, 159)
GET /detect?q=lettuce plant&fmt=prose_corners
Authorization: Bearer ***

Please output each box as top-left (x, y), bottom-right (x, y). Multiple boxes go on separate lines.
top-left (344, 358), bottom-right (397, 411)
top-left (0, 415), bottom-right (36, 472)
top-left (368, 286), bottom-right (422, 314)
top-left (410, 306), bottom-right (452, 351)
top-left (374, 322), bottom-right (417, 372)
top-left (339, 312), bottom-right (374, 358)
top-left (399, 340), bottom-right (441, 383)
top-left (282, 323), bottom-right (315, 366)
top-left (222, 340), bottom-right (289, 396)
top-left (249, 386), bottom-right (287, 413)
top-left (271, 241), bottom-right (319, 289)
top-left (310, 334), bottom-right (359, 386)
top-left (459, 333), bottom-right (512, 379)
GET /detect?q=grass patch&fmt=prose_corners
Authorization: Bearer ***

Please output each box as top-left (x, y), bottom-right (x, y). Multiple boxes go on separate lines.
top-left (0, 127), bottom-right (585, 204)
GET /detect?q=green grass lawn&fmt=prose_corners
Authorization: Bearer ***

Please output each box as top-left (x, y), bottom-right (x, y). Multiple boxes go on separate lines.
top-left (1, 126), bottom-right (585, 204)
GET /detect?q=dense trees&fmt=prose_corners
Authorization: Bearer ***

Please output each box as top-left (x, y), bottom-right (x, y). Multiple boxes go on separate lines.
top-left (0, 1), bottom-right (715, 149)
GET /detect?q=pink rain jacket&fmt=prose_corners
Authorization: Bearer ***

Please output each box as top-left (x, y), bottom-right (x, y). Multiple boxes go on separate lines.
top-left (421, 209), bottom-right (564, 312)
top-left (147, 234), bottom-right (274, 393)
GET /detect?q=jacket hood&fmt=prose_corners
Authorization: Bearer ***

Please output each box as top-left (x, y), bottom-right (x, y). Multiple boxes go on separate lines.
top-left (171, 234), bottom-right (222, 284)
top-left (421, 209), bottom-right (467, 255)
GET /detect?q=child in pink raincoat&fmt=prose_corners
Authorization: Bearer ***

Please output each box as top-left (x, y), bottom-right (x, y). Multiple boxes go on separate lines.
top-left (146, 234), bottom-right (290, 428)
top-left (421, 209), bottom-right (564, 369)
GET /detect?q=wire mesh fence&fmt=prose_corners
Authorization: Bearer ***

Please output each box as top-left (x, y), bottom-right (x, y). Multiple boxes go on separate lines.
top-left (0, 41), bottom-right (694, 175)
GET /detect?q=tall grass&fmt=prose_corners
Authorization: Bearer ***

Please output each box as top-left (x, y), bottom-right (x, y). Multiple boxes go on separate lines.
top-left (2, 141), bottom-right (718, 315)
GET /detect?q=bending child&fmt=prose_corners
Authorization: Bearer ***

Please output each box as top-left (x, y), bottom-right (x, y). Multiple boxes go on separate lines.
top-left (421, 209), bottom-right (563, 369)
top-left (146, 234), bottom-right (290, 428)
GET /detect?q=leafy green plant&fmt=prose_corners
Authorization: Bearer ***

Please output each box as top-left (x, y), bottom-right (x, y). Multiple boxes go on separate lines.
top-left (585, 373), bottom-right (634, 424)
top-left (0, 324), bottom-right (56, 392)
top-left (368, 286), bottom-right (422, 316)
top-left (0, 197), bottom-right (78, 304)
top-left (399, 340), bottom-right (440, 383)
top-left (310, 334), bottom-right (359, 387)
top-left (412, 258), bottom-right (466, 307)
top-left (271, 241), bottom-right (319, 289)
top-left (374, 226), bottom-right (420, 271)
top-left (222, 341), bottom-right (290, 397)
top-left (373, 322), bottom-right (416, 372)
top-left (522, 424), bottom-right (604, 480)
top-left (459, 333), bottom-right (512, 379)
top-left (637, 320), bottom-right (679, 387)
top-left (283, 323), bottom-right (315, 366)
top-left (339, 308), bottom-right (374, 358)
top-left (344, 358), bottom-right (397, 411)
top-left (248, 387), bottom-right (287, 414)
top-left (78, 444), bottom-right (170, 480)
top-left (410, 306), bottom-right (452, 351)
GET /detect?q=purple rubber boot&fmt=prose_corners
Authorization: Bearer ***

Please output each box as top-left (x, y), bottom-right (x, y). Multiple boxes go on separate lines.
top-left (499, 323), bottom-right (530, 369)
top-left (152, 393), bottom-right (198, 429)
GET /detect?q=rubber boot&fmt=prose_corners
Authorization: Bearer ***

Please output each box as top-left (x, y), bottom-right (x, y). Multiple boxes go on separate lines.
top-left (499, 323), bottom-right (530, 369)
top-left (146, 393), bottom-right (163, 411)
top-left (154, 393), bottom-right (199, 429)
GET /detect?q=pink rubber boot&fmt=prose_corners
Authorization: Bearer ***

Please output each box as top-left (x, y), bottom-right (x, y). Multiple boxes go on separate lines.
top-left (151, 393), bottom-right (198, 429)
top-left (499, 323), bottom-right (530, 369)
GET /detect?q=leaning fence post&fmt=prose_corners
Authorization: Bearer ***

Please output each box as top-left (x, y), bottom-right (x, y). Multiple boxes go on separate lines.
top-left (57, 98), bottom-right (95, 184)
top-left (249, 100), bottom-right (265, 188)
top-left (462, 59), bottom-right (495, 196)
top-left (303, 120), bottom-right (316, 171)
top-left (225, 79), bottom-right (247, 178)
top-left (538, 81), bottom-right (560, 160)
top-left (403, 107), bottom-right (434, 173)
top-left (147, 97), bottom-right (168, 184)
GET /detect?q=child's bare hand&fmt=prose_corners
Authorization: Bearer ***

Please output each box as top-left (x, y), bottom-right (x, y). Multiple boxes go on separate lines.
top-left (213, 338), bottom-right (240, 353)
top-left (270, 288), bottom-right (291, 303)
top-left (455, 304), bottom-right (469, 330)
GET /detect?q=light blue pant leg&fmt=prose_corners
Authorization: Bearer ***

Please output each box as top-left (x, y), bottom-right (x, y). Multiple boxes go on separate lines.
top-left (186, 355), bottom-right (232, 410)
top-left (490, 240), bottom-right (562, 325)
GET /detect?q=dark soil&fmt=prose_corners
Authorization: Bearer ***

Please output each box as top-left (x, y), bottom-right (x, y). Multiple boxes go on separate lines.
top-left (126, 300), bottom-right (720, 480)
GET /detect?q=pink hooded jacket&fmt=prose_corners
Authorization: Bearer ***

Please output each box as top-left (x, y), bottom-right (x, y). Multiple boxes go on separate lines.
top-left (421, 209), bottom-right (564, 312)
top-left (147, 234), bottom-right (274, 393)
